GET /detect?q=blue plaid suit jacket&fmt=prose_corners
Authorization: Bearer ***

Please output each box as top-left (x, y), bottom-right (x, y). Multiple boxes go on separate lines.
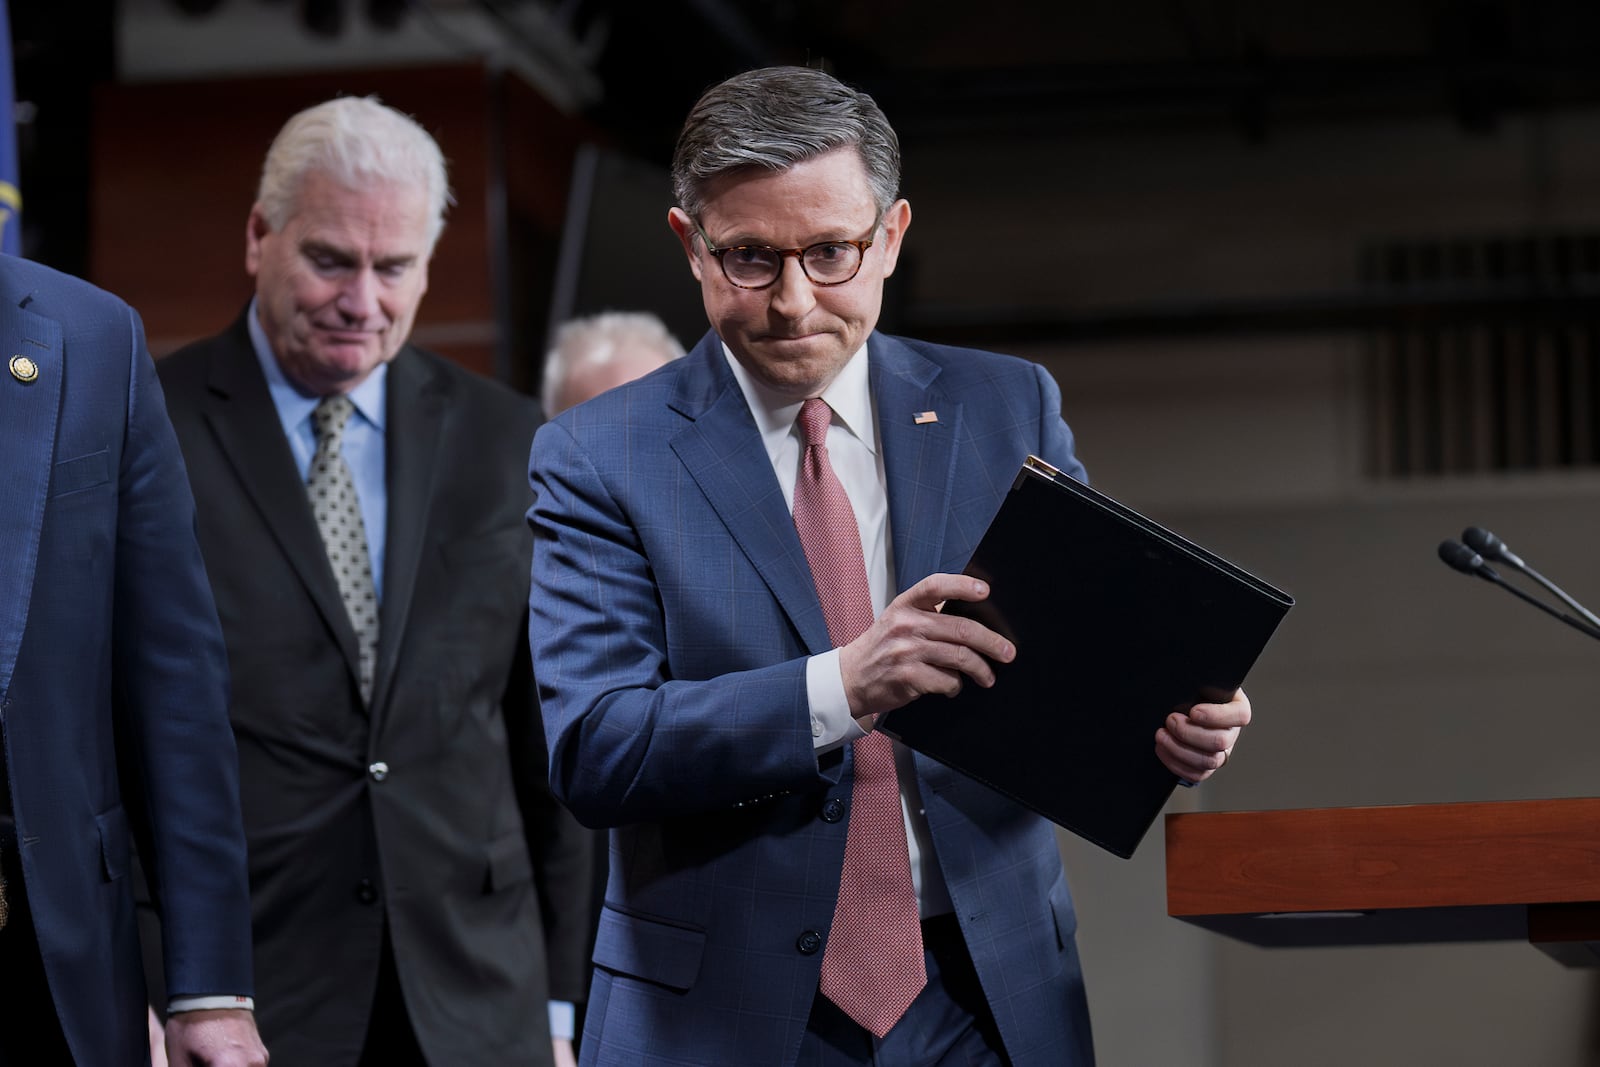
top-left (529, 331), bottom-right (1096, 1067)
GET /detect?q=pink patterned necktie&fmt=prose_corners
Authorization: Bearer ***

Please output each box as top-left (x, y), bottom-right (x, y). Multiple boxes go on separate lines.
top-left (793, 398), bottom-right (926, 1038)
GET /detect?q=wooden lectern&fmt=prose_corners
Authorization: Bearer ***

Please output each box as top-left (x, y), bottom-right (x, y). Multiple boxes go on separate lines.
top-left (1165, 797), bottom-right (1600, 966)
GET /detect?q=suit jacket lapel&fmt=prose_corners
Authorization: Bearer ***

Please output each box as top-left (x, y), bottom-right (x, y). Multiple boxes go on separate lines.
top-left (871, 337), bottom-right (988, 797)
top-left (370, 347), bottom-right (445, 714)
top-left (870, 335), bottom-right (963, 592)
top-left (668, 339), bottom-right (833, 654)
top-left (0, 296), bottom-right (62, 699)
top-left (201, 321), bottom-right (363, 685)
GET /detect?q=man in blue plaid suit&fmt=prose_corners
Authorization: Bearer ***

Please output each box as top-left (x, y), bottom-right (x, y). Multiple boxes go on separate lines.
top-left (528, 66), bottom-right (1250, 1067)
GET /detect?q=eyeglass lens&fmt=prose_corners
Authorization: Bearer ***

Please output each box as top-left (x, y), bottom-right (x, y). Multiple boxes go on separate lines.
top-left (722, 241), bottom-right (864, 287)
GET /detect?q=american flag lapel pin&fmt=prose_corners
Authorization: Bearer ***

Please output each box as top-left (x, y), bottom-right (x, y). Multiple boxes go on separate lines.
top-left (913, 410), bottom-right (938, 425)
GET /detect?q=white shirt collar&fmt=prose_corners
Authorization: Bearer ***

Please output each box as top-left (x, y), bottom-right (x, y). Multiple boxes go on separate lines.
top-left (720, 340), bottom-right (877, 457)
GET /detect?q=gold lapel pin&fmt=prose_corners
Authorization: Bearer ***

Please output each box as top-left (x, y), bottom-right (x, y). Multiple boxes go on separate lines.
top-left (9, 355), bottom-right (38, 383)
top-left (913, 410), bottom-right (938, 425)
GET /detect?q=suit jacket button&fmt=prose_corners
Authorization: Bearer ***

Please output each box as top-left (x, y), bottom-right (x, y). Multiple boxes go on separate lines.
top-left (821, 798), bottom-right (845, 823)
top-left (796, 930), bottom-right (823, 955)
top-left (356, 878), bottom-right (378, 905)
top-left (368, 761), bottom-right (389, 782)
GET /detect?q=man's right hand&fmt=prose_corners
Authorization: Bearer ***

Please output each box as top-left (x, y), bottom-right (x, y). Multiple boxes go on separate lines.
top-left (838, 573), bottom-right (1014, 725)
top-left (165, 1008), bottom-right (268, 1066)
top-left (148, 1006), bottom-right (169, 1067)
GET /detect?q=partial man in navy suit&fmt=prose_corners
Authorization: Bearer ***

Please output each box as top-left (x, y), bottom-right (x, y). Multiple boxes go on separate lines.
top-left (529, 65), bottom-right (1253, 1067)
top-left (0, 254), bottom-right (265, 1065)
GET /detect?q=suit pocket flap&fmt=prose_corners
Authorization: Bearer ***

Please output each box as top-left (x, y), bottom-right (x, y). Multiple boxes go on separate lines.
top-left (96, 804), bottom-right (130, 882)
top-left (51, 450), bottom-right (110, 498)
top-left (1049, 872), bottom-right (1078, 948)
top-left (485, 831), bottom-right (534, 892)
top-left (440, 528), bottom-right (526, 572)
top-left (591, 907), bottom-right (706, 992)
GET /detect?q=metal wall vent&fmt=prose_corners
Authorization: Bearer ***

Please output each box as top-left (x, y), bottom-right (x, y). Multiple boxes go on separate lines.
top-left (1363, 233), bottom-right (1600, 478)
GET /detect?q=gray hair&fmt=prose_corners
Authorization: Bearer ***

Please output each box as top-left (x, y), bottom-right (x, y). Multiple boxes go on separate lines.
top-left (670, 66), bottom-right (901, 222)
top-left (256, 95), bottom-right (454, 254)
top-left (541, 311), bottom-right (685, 419)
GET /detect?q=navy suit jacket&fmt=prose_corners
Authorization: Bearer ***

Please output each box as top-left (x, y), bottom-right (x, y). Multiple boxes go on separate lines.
top-left (0, 256), bottom-right (253, 1064)
top-left (529, 331), bottom-right (1096, 1067)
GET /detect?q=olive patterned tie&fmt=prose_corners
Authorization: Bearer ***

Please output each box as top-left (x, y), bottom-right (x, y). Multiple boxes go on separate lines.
top-left (307, 395), bottom-right (379, 704)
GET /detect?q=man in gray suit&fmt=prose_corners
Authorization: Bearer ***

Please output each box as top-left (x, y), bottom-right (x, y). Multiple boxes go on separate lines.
top-left (156, 96), bottom-right (591, 1067)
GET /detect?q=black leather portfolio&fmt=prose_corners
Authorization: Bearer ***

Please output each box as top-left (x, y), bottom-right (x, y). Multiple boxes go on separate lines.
top-left (878, 456), bottom-right (1294, 859)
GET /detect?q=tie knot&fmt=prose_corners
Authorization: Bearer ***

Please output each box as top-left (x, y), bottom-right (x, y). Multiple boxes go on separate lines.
top-left (312, 394), bottom-right (355, 444)
top-left (798, 398), bottom-right (832, 448)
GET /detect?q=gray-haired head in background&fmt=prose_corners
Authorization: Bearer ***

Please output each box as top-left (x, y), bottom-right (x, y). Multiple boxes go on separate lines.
top-left (669, 66), bottom-right (901, 223)
top-left (542, 310), bottom-right (686, 419)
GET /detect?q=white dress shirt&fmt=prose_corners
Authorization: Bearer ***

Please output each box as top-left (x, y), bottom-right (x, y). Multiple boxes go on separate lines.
top-left (723, 343), bottom-right (955, 918)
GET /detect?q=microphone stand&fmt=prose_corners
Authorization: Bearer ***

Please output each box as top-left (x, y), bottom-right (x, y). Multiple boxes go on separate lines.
top-left (1437, 539), bottom-right (1600, 643)
top-left (1462, 527), bottom-right (1600, 631)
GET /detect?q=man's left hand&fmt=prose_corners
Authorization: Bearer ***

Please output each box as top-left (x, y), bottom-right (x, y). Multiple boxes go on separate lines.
top-left (1154, 688), bottom-right (1251, 783)
top-left (164, 1008), bottom-right (268, 1066)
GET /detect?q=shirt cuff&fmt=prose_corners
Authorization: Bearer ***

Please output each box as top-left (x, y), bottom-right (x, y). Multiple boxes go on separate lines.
top-left (807, 650), bottom-right (867, 754)
top-left (167, 995), bottom-right (255, 1013)
top-left (549, 1000), bottom-right (575, 1041)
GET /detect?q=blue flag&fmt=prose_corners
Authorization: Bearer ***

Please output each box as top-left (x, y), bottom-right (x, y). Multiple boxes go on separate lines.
top-left (0, 0), bottom-right (20, 257)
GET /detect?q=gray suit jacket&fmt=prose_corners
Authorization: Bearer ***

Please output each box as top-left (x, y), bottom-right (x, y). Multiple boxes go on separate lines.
top-left (157, 315), bottom-right (592, 1066)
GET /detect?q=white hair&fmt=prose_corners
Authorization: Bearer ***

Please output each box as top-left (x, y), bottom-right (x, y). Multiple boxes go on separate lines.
top-left (256, 95), bottom-right (453, 254)
top-left (542, 311), bottom-right (686, 419)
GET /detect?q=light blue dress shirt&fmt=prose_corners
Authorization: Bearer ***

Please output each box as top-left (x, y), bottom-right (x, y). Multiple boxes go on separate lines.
top-left (247, 301), bottom-right (387, 599)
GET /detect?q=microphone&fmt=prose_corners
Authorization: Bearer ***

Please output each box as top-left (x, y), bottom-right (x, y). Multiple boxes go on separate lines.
top-left (1461, 526), bottom-right (1600, 630)
top-left (1437, 538), bottom-right (1600, 641)
top-left (1437, 539), bottom-right (1493, 578)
